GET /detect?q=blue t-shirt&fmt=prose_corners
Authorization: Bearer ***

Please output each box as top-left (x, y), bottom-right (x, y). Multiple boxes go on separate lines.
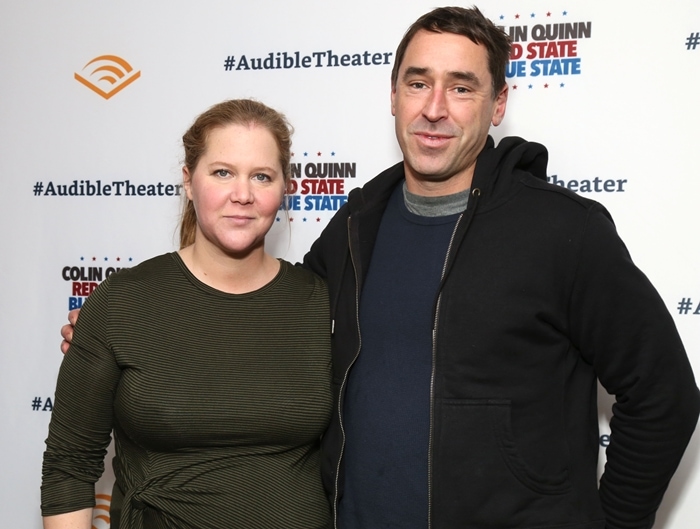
top-left (338, 184), bottom-right (460, 528)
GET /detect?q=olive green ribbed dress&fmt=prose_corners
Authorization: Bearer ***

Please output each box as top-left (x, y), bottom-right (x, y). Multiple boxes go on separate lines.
top-left (42, 253), bottom-right (332, 529)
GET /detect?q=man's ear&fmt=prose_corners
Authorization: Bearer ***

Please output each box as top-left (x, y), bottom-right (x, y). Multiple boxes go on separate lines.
top-left (491, 83), bottom-right (508, 127)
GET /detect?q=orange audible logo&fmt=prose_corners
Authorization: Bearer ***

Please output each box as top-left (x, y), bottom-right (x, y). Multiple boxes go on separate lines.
top-left (92, 493), bottom-right (111, 529)
top-left (75, 55), bottom-right (141, 99)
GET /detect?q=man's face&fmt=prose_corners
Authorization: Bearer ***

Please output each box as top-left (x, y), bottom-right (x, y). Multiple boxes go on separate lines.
top-left (391, 30), bottom-right (508, 196)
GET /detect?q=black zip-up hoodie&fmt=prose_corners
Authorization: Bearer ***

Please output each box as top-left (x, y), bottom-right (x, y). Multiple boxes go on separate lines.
top-left (303, 136), bottom-right (699, 529)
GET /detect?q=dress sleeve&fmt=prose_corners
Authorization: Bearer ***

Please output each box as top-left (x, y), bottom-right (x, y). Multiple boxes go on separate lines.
top-left (41, 277), bottom-right (121, 516)
top-left (569, 204), bottom-right (700, 529)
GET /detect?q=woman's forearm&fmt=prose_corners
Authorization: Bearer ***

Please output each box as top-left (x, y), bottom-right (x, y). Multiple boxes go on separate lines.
top-left (43, 508), bottom-right (92, 529)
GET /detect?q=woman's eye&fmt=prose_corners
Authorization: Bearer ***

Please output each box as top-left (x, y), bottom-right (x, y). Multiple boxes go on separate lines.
top-left (215, 169), bottom-right (229, 177)
top-left (254, 173), bottom-right (271, 182)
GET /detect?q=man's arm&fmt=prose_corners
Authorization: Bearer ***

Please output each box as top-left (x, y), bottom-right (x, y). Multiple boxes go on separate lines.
top-left (60, 309), bottom-right (80, 353)
top-left (571, 204), bottom-right (700, 528)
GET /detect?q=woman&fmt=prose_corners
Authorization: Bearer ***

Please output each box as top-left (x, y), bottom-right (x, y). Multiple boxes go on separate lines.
top-left (41, 99), bottom-right (332, 529)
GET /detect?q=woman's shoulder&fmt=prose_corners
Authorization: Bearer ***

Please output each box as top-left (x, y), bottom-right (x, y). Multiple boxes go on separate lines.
top-left (280, 259), bottom-right (325, 284)
top-left (278, 260), bottom-right (328, 297)
top-left (103, 252), bottom-right (179, 286)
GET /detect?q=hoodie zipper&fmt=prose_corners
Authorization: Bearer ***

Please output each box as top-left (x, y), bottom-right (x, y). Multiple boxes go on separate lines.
top-left (333, 214), bottom-right (363, 529)
top-left (427, 211), bottom-right (464, 529)
top-left (428, 187), bottom-right (481, 528)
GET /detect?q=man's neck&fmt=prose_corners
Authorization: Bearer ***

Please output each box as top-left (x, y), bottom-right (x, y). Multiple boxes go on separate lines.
top-left (403, 165), bottom-right (474, 197)
top-left (402, 181), bottom-right (470, 217)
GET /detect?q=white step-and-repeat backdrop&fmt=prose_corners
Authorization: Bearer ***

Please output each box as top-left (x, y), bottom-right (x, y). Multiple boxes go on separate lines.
top-left (1, 1), bottom-right (698, 527)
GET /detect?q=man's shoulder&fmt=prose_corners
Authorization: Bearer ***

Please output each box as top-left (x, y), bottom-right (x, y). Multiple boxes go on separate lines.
top-left (520, 173), bottom-right (599, 211)
top-left (347, 161), bottom-right (405, 210)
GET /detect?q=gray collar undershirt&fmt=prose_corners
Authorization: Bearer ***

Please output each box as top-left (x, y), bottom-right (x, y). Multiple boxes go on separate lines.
top-left (402, 181), bottom-right (470, 217)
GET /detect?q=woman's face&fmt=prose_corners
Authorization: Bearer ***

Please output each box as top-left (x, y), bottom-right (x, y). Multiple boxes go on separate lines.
top-left (183, 123), bottom-right (285, 257)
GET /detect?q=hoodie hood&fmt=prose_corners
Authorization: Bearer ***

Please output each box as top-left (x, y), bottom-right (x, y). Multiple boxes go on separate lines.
top-left (471, 136), bottom-right (549, 211)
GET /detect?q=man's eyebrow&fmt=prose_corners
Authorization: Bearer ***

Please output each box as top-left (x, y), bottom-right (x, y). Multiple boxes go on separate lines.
top-left (448, 70), bottom-right (481, 86)
top-left (401, 66), bottom-right (482, 87)
top-left (402, 66), bottom-right (430, 80)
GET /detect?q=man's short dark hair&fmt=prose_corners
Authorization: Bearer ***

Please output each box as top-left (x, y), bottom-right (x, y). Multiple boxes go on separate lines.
top-left (391, 6), bottom-right (511, 98)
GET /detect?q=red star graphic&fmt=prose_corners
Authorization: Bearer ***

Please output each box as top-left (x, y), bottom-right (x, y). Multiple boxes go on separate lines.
top-left (117, 257), bottom-right (121, 261)
top-left (547, 12), bottom-right (551, 16)
top-left (513, 84), bottom-right (518, 90)
top-left (92, 257), bottom-right (96, 261)
top-left (515, 13), bottom-right (520, 19)
top-left (316, 217), bottom-right (321, 222)
top-left (317, 151), bottom-right (322, 156)
top-left (544, 83), bottom-right (549, 88)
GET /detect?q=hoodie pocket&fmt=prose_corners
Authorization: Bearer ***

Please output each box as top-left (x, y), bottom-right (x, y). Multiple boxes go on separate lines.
top-left (433, 399), bottom-right (573, 527)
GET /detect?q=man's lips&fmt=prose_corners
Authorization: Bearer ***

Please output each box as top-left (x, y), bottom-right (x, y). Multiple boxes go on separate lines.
top-left (413, 132), bottom-right (453, 147)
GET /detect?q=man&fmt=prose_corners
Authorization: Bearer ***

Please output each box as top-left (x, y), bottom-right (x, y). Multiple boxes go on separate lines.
top-left (301, 6), bottom-right (699, 529)
top-left (63, 6), bottom-right (699, 529)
